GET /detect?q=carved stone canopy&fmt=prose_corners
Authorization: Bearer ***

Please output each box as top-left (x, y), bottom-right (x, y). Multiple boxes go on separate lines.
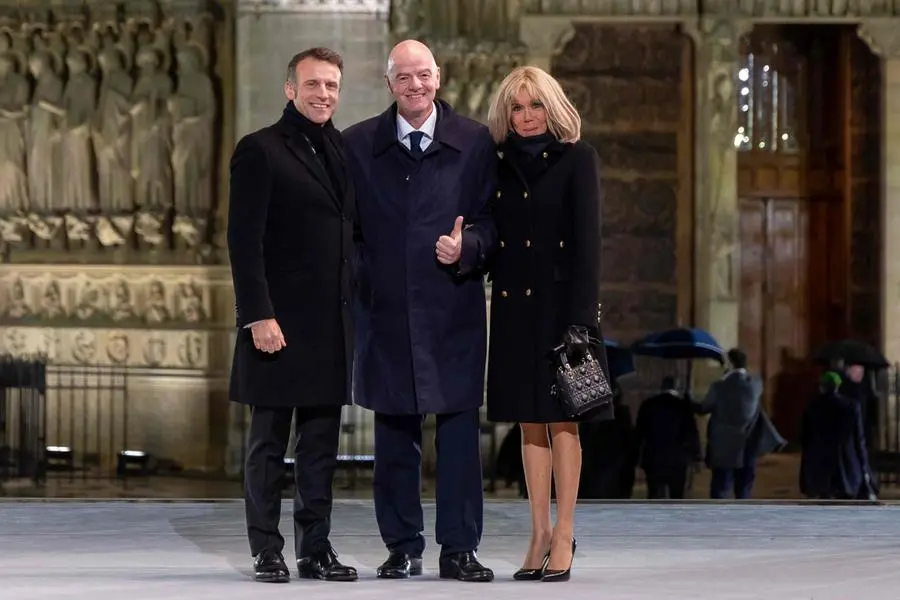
top-left (238, 0), bottom-right (389, 14)
top-left (858, 18), bottom-right (900, 58)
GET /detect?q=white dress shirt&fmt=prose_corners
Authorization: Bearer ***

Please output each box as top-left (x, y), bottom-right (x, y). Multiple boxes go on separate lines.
top-left (396, 103), bottom-right (437, 150)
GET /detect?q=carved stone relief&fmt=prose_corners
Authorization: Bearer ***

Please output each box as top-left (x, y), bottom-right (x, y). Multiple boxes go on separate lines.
top-left (0, 325), bottom-right (221, 370)
top-left (0, 271), bottom-right (214, 327)
top-left (519, 0), bottom-right (896, 17)
top-left (0, 1), bottom-right (223, 262)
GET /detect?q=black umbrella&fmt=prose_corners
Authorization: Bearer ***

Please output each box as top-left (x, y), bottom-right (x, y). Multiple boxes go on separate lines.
top-left (811, 339), bottom-right (889, 369)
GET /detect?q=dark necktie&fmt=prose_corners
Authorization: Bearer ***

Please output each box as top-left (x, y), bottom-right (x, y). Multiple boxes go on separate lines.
top-left (409, 131), bottom-right (425, 157)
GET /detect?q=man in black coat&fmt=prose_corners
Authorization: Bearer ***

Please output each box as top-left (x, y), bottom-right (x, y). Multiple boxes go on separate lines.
top-left (634, 377), bottom-right (701, 499)
top-left (227, 47), bottom-right (357, 584)
top-left (342, 40), bottom-right (497, 582)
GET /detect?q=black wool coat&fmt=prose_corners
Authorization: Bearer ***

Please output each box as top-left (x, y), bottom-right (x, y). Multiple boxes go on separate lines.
top-left (485, 138), bottom-right (603, 424)
top-left (343, 101), bottom-right (497, 415)
top-left (227, 115), bottom-right (356, 408)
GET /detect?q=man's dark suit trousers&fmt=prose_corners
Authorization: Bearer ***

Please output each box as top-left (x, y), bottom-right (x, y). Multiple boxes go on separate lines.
top-left (244, 405), bottom-right (342, 558)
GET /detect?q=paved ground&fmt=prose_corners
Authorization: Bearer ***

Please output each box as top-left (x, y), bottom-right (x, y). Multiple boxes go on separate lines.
top-left (1, 499), bottom-right (899, 599)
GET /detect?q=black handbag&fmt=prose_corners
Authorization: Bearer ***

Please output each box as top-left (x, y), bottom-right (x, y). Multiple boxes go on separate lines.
top-left (550, 305), bottom-right (615, 418)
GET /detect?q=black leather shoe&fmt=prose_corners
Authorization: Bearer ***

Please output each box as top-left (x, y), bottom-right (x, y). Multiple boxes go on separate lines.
top-left (296, 547), bottom-right (358, 582)
top-left (438, 551), bottom-right (494, 582)
top-left (376, 552), bottom-right (423, 579)
top-left (513, 549), bottom-right (550, 581)
top-left (541, 539), bottom-right (576, 582)
top-left (252, 550), bottom-right (290, 583)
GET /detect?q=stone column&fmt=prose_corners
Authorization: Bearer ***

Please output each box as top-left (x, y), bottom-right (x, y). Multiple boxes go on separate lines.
top-left (235, 0), bottom-right (390, 136)
top-left (858, 19), bottom-right (900, 362)
top-left (519, 15), bottom-right (576, 71)
top-left (683, 17), bottom-right (751, 362)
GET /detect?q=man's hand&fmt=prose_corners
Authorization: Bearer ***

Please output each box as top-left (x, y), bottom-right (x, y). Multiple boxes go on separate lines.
top-left (436, 216), bottom-right (463, 265)
top-left (251, 318), bottom-right (286, 354)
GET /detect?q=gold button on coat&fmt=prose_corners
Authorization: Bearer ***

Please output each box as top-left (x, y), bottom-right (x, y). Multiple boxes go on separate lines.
top-left (559, 240), bottom-right (565, 248)
top-left (525, 288), bottom-right (532, 296)
top-left (499, 241), bottom-right (505, 248)
top-left (542, 151), bottom-right (548, 158)
top-left (525, 240), bottom-right (531, 247)
top-left (523, 192), bottom-right (528, 199)
top-left (500, 290), bottom-right (508, 298)
top-left (496, 190), bottom-right (501, 198)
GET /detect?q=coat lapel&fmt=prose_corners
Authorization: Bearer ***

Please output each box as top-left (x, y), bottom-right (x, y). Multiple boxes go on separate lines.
top-left (280, 119), bottom-right (340, 208)
top-left (322, 132), bottom-right (348, 204)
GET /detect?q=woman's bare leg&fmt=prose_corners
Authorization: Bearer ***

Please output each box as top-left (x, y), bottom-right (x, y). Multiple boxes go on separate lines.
top-left (519, 422), bottom-right (553, 569)
top-left (547, 422), bottom-right (581, 570)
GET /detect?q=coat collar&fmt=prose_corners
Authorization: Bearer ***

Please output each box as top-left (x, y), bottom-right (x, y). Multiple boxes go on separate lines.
top-left (495, 134), bottom-right (568, 161)
top-left (372, 99), bottom-right (466, 157)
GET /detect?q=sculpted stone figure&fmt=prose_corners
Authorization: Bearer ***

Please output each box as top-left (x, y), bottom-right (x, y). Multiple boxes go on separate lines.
top-left (168, 44), bottom-right (216, 218)
top-left (4, 278), bottom-right (31, 319)
top-left (0, 52), bottom-right (29, 214)
top-left (130, 45), bottom-right (173, 212)
top-left (61, 49), bottom-right (98, 213)
top-left (27, 51), bottom-right (65, 213)
top-left (430, 0), bottom-right (460, 39)
top-left (92, 46), bottom-right (133, 213)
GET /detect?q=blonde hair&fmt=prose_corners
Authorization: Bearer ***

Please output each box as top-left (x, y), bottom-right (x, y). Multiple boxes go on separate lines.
top-left (486, 66), bottom-right (581, 144)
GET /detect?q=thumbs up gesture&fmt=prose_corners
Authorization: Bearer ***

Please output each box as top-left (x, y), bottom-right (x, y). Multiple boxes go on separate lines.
top-left (436, 216), bottom-right (464, 265)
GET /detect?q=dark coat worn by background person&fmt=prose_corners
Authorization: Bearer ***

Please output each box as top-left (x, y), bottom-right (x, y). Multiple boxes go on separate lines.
top-left (227, 102), bottom-right (356, 572)
top-left (344, 100), bottom-right (496, 417)
top-left (800, 387), bottom-right (875, 499)
top-left (484, 133), bottom-right (606, 424)
top-left (635, 391), bottom-right (702, 499)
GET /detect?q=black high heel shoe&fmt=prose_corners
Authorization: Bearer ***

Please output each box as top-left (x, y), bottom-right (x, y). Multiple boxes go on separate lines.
top-left (512, 548), bottom-right (550, 581)
top-left (541, 539), bottom-right (576, 582)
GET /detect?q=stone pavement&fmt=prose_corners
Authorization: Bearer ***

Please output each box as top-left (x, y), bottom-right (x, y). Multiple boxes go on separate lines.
top-left (2, 499), bottom-right (900, 599)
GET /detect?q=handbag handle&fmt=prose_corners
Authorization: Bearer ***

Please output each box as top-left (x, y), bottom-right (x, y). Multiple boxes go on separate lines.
top-left (558, 346), bottom-right (595, 371)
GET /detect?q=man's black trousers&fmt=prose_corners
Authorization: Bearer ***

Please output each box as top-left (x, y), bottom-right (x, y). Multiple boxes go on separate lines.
top-left (243, 405), bottom-right (342, 558)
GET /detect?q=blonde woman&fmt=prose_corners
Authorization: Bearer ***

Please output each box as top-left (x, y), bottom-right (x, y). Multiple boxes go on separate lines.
top-left (485, 66), bottom-right (604, 582)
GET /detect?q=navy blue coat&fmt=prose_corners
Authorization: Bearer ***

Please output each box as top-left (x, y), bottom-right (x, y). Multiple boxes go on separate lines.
top-left (343, 101), bottom-right (497, 415)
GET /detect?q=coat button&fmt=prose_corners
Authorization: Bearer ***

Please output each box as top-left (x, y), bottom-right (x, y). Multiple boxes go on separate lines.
top-left (496, 190), bottom-right (501, 198)
top-left (542, 151), bottom-right (548, 158)
top-left (497, 151), bottom-right (504, 158)
top-left (523, 192), bottom-right (528, 199)
top-left (499, 240), bottom-right (505, 248)
top-left (525, 240), bottom-right (531, 248)
top-left (500, 290), bottom-right (508, 298)
top-left (525, 288), bottom-right (532, 296)
top-left (559, 240), bottom-right (565, 248)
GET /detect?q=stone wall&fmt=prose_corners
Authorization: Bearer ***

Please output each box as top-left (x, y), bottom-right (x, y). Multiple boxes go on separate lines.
top-left (235, 0), bottom-right (390, 136)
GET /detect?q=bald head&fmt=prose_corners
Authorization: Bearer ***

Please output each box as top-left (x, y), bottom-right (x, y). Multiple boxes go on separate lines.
top-left (384, 39), bottom-right (441, 127)
top-left (386, 39), bottom-right (437, 79)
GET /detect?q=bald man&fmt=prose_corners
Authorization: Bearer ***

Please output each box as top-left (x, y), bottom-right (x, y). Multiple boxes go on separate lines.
top-left (343, 40), bottom-right (497, 582)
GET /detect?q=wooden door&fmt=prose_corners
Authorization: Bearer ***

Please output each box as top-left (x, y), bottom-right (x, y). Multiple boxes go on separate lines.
top-left (739, 197), bottom-right (814, 434)
top-left (736, 26), bottom-right (879, 441)
top-left (736, 27), bottom-right (821, 439)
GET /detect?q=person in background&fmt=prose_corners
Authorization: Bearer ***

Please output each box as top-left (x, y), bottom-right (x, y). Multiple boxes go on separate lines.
top-left (800, 371), bottom-right (877, 500)
top-left (635, 376), bottom-right (701, 499)
top-left (694, 348), bottom-right (762, 500)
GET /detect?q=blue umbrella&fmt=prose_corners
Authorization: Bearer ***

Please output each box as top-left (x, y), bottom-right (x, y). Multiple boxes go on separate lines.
top-left (602, 338), bottom-right (636, 380)
top-left (630, 327), bottom-right (726, 365)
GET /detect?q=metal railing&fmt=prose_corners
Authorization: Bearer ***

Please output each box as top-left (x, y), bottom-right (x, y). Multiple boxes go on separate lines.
top-left (873, 365), bottom-right (900, 485)
top-left (0, 356), bottom-right (130, 484)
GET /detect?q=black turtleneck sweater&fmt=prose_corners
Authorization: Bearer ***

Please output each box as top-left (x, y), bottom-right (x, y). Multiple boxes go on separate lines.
top-left (282, 101), bottom-right (341, 194)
